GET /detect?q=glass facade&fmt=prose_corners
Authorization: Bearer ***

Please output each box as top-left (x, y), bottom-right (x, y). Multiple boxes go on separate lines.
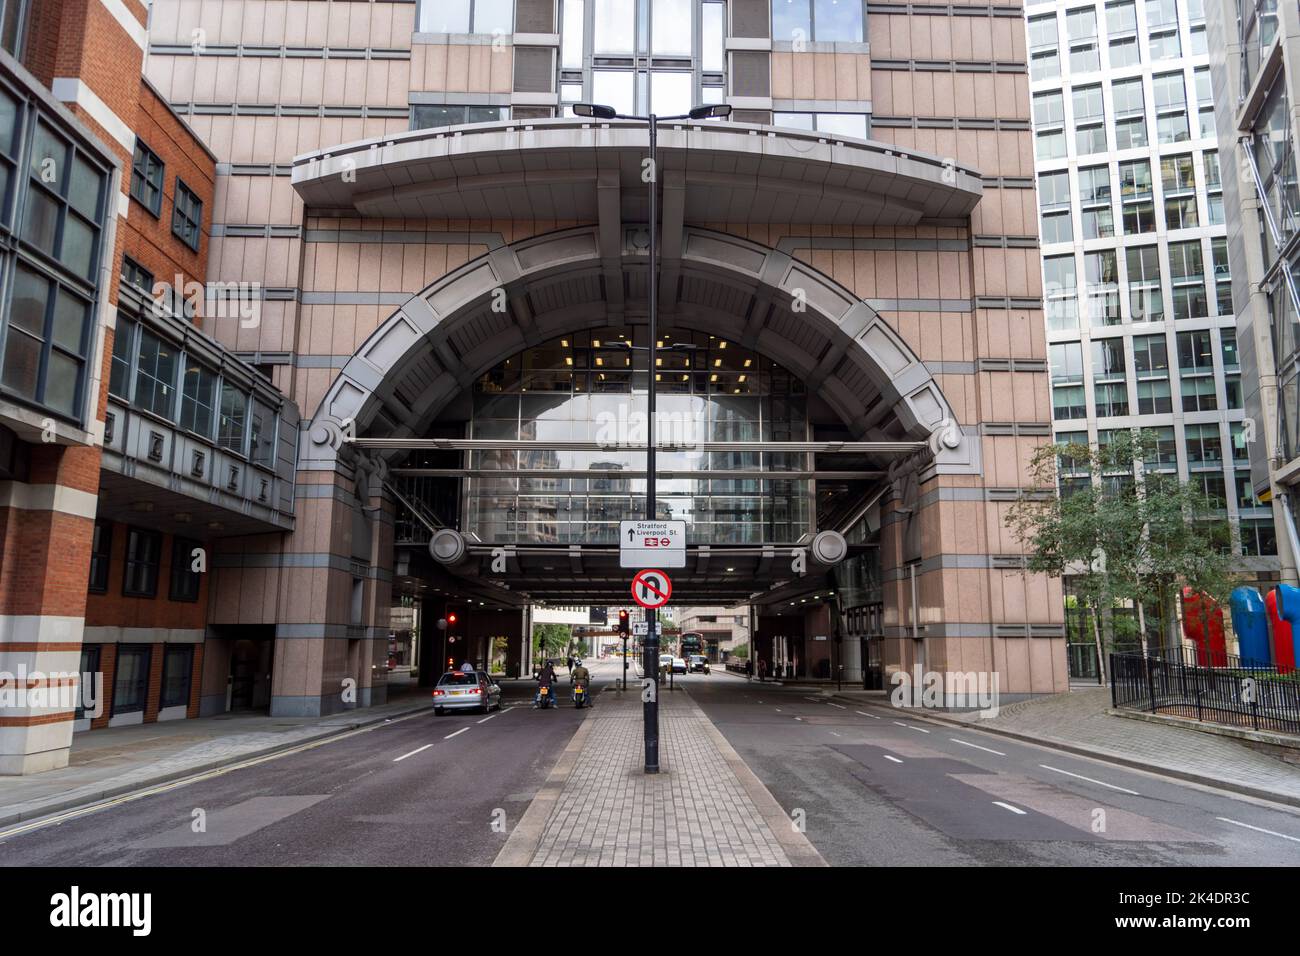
top-left (460, 329), bottom-right (813, 545)
top-left (1029, 0), bottom-right (1271, 556)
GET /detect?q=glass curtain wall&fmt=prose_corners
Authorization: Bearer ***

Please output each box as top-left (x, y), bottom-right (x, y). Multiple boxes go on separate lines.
top-left (463, 328), bottom-right (813, 545)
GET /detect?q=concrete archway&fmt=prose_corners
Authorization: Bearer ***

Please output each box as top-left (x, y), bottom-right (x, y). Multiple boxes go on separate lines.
top-left (301, 224), bottom-right (975, 477)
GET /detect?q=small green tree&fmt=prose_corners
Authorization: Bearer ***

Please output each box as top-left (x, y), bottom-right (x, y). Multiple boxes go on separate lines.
top-left (1007, 430), bottom-right (1235, 681)
top-left (532, 622), bottom-right (570, 665)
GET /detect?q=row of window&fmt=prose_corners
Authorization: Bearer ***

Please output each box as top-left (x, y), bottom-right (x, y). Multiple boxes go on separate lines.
top-left (1051, 328), bottom-right (1240, 419)
top-left (1034, 69), bottom-right (1215, 161)
top-left (414, 0), bottom-right (866, 44)
top-left (0, 81), bottom-right (109, 423)
top-left (130, 139), bottom-right (203, 252)
top-left (88, 523), bottom-right (203, 602)
top-left (1043, 235), bottom-right (1231, 329)
top-left (77, 643), bottom-right (194, 719)
top-left (1029, 0), bottom-right (1207, 81)
top-left (108, 298), bottom-right (277, 464)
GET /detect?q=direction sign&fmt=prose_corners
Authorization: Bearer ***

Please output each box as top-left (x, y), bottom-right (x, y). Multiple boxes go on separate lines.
top-left (620, 519), bottom-right (686, 568)
top-left (632, 621), bottom-right (661, 636)
top-left (630, 569), bottom-right (672, 609)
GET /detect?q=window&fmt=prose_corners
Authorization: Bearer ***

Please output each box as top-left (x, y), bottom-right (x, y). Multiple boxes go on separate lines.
top-left (134, 328), bottom-right (178, 419)
top-left (1028, 15), bottom-right (1060, 78)
top-left (179, 359), bottom-right (217, 437)
top-left (1078, 166), bottom-right (1113, 239)
top-left (1112, 77), bottom-right (1147, 148)
top-left (123, 527), bottom-right (162, 597)
top-left (1178, 330), bottom-right (1218, 411)
top-left (702, 2), bottom-right (725, 71)
top-left (1084, 250), bottom-right (1119, 326)
top-left (130, 139), bottom-right (164, 216)
top-left (1036, 128), bottom-right (1066, 160)
top-left (171, 179), bottom-right (202, 252)
top-left (771, 0), bottom-right (862, 42)
top-left (1149, 28), bottom-right (1180, 60)
top-left (89, 520), bottom-right (112, 593)
top-left (1092, 338), bottom-right (1129, 416)
top-left (773, 113), bottom-right (869, 138)
top-left (1051, 342), bottom-right (1086, 420)
top-left (1120, 159), bottom-right (1155, 234)
top-left (169, 536), bottom-right (202, 602)
top-left (1034, 91), bottom-right (1065, 126)
top-left (1185, 422), bottom-right (1223, 466)
top-left (1143, 425), bottom-right (1178, 469)
top-left (121, 256), bottom-right (153, 297)
top-left (410, 105), bottom-right (508, 130)
top-left (417, 0), bottom-right (513, 33)
top-left (1106, 0), bottom-right (1139, 66)
top-left (1221, 328), bottom-right (1239, 370)
top-left (112, 645), bottom-right (152, 716)
top-left (1240, 518), bottom-right (1278, 556)
top-left (109, 318), bottom-right (135, 400)
top-left (218, 381), bottom-right (248, 452)
top-left (2, 264), bottom-right (93, 417)
top-left (160, 645), bottom-right (194, 709)
top-left (1169, 240), bottom-right (1206, 319)
top-left (1126, 245), bottom-right (1163, 321)
top-left (75, 644), bottom-right (101, 720)
top-left (21, 121), bottom-right (106, 281)
top-left (1153, 72), bottom-right (1188, 144)
top-left (1162, 155), bottom-right (1199, 230)
top-left (249, 398), bottom-right (277, 466)
top-left (1044, 255), bottom-right (1079, 332)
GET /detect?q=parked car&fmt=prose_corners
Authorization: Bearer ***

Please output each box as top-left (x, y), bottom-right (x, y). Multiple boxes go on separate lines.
top-left (670, 656), bottom-right (688, 674)
top-left (433, 670), bottom-right (502, 715)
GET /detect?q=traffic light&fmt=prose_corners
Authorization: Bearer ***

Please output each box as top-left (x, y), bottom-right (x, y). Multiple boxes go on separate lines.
top-left (447, 611), bottom-right (458, 626)
top-left (618, 609), bottom-right (630, 636)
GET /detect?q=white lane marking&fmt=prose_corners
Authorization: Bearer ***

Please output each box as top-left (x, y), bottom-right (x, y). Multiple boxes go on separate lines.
top-left (1039, 764), bottom-right (1139, 795)
top-left (993, 801), bottom-right (1027, 815)
top-left (794, 716), bottom-right (803, 721)
top-left (1216, 817), bottom-right (1300, 844)
top-left (775, 708), bottom-right (783, 713)
top-left (477, 712), bottom-right (499, 723)
top-left (883, 755), bottom-right (904, 764)
top-left (829, 731), bottom-right (842, 737)
top-left (444, 727), bottom-right (469, 740)
top-left (827, 703), bottom-right (846, 710)
top-left (905, 724), bottom-right (930, 733)
top-left (393, 744), bottom-right (432, 762)
top-left (856, 711), bottom-right (881, 719)
top-left (950, 738), bottom-right (1007, 757)
top-left (804, 696), bottom-right (822, 702)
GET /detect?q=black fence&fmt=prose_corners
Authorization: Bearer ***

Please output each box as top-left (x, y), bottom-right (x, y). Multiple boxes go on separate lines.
top-left (1109, 648), bottom-right (1300, 736)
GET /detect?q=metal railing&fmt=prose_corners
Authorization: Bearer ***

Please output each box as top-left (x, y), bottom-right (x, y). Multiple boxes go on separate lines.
top-left (1109, 649), bottom-right (1300, 735)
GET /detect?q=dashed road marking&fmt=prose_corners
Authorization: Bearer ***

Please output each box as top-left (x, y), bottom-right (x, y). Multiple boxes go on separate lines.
top-left (827, 703), bottom-right (846, 710)
top-left (856, 711), bottom-right (880, 719)
top-left (1039, 764), bottom-right (1139, 795)
top-left (883, 755), bottom-right (904, 764)
top-left (1216, 817), bottom-right (1300, 843)
top-left (444, 727), bottom-right (469, 740)
top-left (393, 744), bottom-right (432, 762)
top-left (950, 738), bottom-right (1007, 757)
top-left (993, 801), bottom-right (1026, 815)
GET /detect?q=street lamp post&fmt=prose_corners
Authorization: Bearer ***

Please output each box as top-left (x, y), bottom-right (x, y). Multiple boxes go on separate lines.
top-left (573, 101), bottom-right (733, 774)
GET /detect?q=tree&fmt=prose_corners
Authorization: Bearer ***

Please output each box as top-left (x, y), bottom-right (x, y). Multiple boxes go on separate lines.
top-left (532, 623), bottom-right (570, 665)
top-left (1006, 430), bottom-right (1235, 682)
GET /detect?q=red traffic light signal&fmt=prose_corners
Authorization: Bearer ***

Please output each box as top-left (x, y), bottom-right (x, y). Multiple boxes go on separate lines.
top-left (617, 609), bottom-right (630, 636)
top-left (447, 612), bottom-right (458, 625)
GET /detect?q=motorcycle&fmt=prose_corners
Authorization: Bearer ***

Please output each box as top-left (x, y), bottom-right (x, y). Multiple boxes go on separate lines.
top-left (536, 684), bottom-right (555, 709)
top-left (573, 682), bottom-right (588, 708)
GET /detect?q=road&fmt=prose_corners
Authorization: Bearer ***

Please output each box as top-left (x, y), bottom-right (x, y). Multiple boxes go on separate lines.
top-left (3, 658), bottom-right (1297, 866)
top-left (685, 669), bottom-right (1300, 865)
top-left (0, 661), bottom-right (614, 866)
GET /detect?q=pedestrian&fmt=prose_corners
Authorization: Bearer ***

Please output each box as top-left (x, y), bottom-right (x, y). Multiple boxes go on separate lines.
top-left (757, 658), bottom-right (767, 682)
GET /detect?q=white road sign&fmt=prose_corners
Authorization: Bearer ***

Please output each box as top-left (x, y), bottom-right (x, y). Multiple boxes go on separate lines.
top-left (619, 519), bottom-right (687, 568)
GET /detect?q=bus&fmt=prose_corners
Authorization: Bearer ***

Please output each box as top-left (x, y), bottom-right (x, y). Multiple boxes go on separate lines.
top-left (679, 631), bottom-right (703, 660)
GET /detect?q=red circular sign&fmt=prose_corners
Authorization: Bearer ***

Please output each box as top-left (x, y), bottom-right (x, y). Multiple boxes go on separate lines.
top-left (631, 569), bottom-right (672, 609)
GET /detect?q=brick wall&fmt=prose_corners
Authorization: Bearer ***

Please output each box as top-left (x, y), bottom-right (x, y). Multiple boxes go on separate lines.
top-left (84, 522), bottom-right (209, 629)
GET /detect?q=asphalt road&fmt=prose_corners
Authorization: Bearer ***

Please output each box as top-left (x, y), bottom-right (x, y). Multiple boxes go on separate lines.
top-left (684, 670), bottom-right (1300, 866)
top-left (0, 663), bottom-right (612, 866)
top-left (4, 660), bottom-right (1297, 867)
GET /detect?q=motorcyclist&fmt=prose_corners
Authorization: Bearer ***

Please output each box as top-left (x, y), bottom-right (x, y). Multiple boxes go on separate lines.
top-left (571, 660), bottom-right (591, 704)
top-left (535, 660), bottom-right (557, 708)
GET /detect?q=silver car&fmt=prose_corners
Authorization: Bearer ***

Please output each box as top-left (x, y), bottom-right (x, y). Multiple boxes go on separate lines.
top-left (433, 670), bottom-right (502, 715)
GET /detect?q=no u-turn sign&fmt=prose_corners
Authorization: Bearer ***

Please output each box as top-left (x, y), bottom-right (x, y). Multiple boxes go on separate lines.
top-left (631, 569), bottom-right (672, 609)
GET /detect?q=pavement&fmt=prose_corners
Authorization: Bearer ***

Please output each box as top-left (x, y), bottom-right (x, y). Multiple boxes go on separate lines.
top-left (826, 685), bottom-right (1300, 807)
top-left (495, 681), bottom-right (824, 867)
